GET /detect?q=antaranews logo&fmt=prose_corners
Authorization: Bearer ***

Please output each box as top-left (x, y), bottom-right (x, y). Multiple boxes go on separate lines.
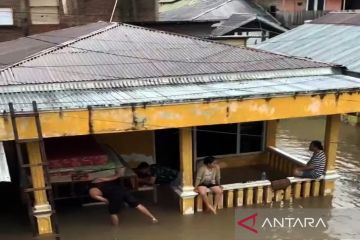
top-left (234, 209), bottom-right (346, 240)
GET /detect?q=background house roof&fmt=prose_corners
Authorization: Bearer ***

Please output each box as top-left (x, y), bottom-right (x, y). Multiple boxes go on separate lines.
top-left (310, 11), bottom-right (360, 26)
top-left (159, 0), bottom-right (279, 23)
top-left (256, 12), bottom-right (360, 73)
top-left (211, 13), bottom-right (287, 36)
top-left (0, 22), bottom-right (112, 69)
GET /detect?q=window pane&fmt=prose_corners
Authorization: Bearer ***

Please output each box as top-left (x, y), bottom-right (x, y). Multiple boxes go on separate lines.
top-left (307, 0), bottom-right (315, 10)
top-left (196, 124), bottom-right (237, 157)
top-left (0, 8), bottom-right (14, 26)
top-left (317, 0), bottom-right (324, 10)
top-left (239, 122), bottom-right (264, 153)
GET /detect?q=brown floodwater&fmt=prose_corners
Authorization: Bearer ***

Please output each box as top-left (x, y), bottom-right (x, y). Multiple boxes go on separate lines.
top-left (0, 117), bottom-right (359, 240)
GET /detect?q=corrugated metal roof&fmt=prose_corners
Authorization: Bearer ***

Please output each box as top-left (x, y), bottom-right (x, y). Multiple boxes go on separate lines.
top-left (0, 142), bottom-right (11, 182)
top-left (159, 0), bottom-right (280, 23)
top-left (0, 23), bottom-right (329, 88)
top-left (310, 12), bottom-right (360, 26)
top-left (211, 13), bottom-right (287, 36)
top-left (1, 74), bottom-right (359, 112)
top-left (0, 22), bottom-right (112, 69)
top-left (256, 23), bottom-right (360, 73)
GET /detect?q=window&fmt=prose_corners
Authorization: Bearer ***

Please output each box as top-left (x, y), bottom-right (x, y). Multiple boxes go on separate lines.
top-left (196, 122), bottom-right (265, 157)
top-left (307, 0), bottom-right (325, 10)
top-left (0, 8), bottom-right (14, 26)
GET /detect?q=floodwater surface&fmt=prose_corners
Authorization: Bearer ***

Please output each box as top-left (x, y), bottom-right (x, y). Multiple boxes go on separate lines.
top-left (0, 117), bottom-right (359, 240)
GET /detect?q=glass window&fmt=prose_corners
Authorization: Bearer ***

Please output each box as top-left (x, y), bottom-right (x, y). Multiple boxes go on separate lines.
top-left (0, 8), bottom-right (14, 26)
top-left (317, 0), bottom-right (325, 10)
top-left (239, 122), bottom-right (264, 153)
top-left (307, 0), bottom-right (315, 10)
top-left (196, 124), bottom-right (237, 157)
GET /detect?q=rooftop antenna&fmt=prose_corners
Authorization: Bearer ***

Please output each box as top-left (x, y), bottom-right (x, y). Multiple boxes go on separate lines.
top-left (110, 0), bottom-right (119, 22)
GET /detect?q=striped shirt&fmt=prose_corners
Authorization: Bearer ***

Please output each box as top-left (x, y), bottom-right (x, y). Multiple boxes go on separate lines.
top-left (307, 151), bottom-right (326, 178)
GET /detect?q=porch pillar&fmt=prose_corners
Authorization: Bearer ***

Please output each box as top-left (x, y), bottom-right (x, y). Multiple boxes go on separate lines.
top-left (179, 127), bottom-right (195, 215)
top-left (26, 142), bottom-right (53, 235)
top-left (266, 120), bottom-right (278, 147)
top-left (322, 114), bottom-right (340, 196)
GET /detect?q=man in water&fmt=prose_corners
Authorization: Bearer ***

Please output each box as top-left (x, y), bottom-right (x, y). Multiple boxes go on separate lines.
top-left (134, 162), bottom-right (179, 186)
top-left (89, 168), bottom-right (158, 225)
top-left (294, 140), bottom-right (327, 179)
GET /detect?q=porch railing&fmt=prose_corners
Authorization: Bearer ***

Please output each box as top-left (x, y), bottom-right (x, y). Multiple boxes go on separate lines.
top-left (182, 147), bottom-right (339, 213)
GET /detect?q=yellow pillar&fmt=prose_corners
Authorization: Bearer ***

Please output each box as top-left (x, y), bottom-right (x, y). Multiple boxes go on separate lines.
top-left (227, 190), bottom-right (234, 208)
top-left (324, 115), bottom-right (340, 172)
top-left (322, 115), bottom-right (340, 196)
top-left (179, 127), bottom-right (195, 215)
top-left (266, 120), bottom-right (278, 147)
top-left (26, 142), bottom-right (53, 235)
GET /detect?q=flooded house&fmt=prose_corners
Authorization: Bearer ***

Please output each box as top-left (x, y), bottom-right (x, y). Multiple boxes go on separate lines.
top-left (0, 22), bottom-right (359, 239)
top-left (256, 11), bottom-right (360, 125)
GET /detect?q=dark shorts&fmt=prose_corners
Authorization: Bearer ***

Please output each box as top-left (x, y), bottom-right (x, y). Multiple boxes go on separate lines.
top-left (91, 181), bottom-right (140, 214)
top-left (198, 183), bottom-right (219, 188)
top-left (107, 190), bottom-right (139, 214)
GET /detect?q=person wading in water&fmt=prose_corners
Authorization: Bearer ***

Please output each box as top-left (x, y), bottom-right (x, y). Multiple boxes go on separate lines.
top-left (89, 168), bottom-right (158, 225)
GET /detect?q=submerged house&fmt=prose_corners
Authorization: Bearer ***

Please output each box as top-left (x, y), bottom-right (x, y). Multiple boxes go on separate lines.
top-left (256, 11), bottom-right (360, 125)
top-left (0, 22), bottom-right (359, 238)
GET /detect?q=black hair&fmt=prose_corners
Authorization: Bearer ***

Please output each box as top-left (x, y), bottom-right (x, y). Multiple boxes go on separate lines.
top-left (203, 156), bottom-right (216, 165)
top-left (310, 140), bottom-right (324, 150)
top-left (136, 162), bottom-right (150, 170)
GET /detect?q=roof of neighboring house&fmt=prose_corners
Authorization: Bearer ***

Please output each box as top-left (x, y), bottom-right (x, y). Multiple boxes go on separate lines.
top-left (310, 11), bottom-right (360, 26)
top-left (0, 22), bottom-right (359, 112)
top-left (256, 12), bottom-right (360, 73)
top-left (211, 13), bottom-right (287, 36)
top-left (159, 0), bottom-right (280, 24)
top-left (0, 22), bottom-right (112, 69)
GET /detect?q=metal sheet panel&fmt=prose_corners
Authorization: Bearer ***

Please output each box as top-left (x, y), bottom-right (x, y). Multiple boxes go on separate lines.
top-left (1, 74), bottom-right (359, 112)
top-left (0, 142), bottom-right (11, 182)
top-left (0, 23), bottom-right (329, 87)
top-left (256, 23), bottom-right (360, 73)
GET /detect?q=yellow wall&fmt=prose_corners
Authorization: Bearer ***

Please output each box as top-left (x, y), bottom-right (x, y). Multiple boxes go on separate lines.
top-left (1, 92), bottom-right (359, 140)
top-left (95, 131), bottom-right (155, 167)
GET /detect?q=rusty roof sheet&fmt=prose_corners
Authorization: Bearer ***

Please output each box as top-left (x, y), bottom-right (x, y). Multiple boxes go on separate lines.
top-left (0, 23), bottom-right (330, 88)
top-left (310, 12), bottom-right (360, 26)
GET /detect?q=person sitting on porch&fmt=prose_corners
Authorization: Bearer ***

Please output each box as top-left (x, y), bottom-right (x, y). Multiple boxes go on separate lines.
top-left (89, 167), bottom-right (158, 226)
top-left (195, 156), bottom-right (223, 215)
top-left (294, 140), bottom-right (326, 179)
top-left (134, 162), bottom-right (179, 186)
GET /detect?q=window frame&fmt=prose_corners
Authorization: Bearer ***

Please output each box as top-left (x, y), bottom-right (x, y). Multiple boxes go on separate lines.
top-left (0, 8), bottom-right (14, 26)
top-left (194, 122), bottom-right (266, 159)
top-left (306, 0), bottom-right (326, 10)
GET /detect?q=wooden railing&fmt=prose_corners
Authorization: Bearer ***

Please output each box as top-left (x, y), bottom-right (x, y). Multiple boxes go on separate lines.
top-left (195, 180), bottom-right (272, 212)
top-left (267, 146), bottom-right (306, 176)
top-left (178, 147), bottom-right (339, 213)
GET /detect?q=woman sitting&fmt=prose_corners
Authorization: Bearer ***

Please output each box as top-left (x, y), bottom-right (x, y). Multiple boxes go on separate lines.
top-left (195, 156), bottom-right (223, 214)
top-left (294, 140), bottom-right (327, 179)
